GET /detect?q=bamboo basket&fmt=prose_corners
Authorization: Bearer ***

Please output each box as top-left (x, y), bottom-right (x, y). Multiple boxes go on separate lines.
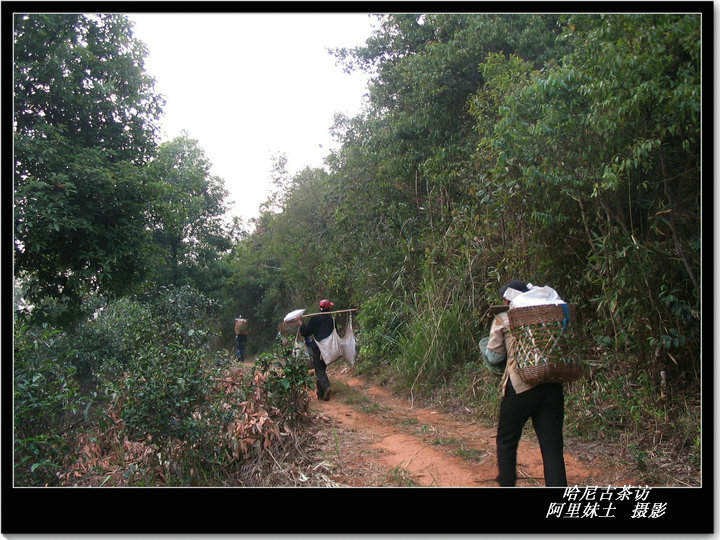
top-left (507, 303), bottom-right (584, 385)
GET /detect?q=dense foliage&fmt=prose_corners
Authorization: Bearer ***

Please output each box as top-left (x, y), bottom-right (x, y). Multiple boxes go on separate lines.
top-left (12, 14), bottom-right (249, 486)
top-left (14, 324), bottom-right (88, 485)
top-left (227, 13), bottom-right (702, 471)
top-left (14, 14), bottom-right (165, 327)
top-left (13, 13), bottom-right (702, 487)
top-left (232, 13), bottom-right (701, 379)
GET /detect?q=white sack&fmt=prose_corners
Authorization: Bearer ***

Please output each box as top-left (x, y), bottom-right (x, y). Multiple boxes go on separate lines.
top-left (316, 317), bottom-right (358, 366)
top-left (316, 330), bottom-right (343, 366)
top-left (339, 317), bottom-right (358, 366)
top-left (510, 286), bottom-right (565, 308)
top-left (284, 308), bottom-right (306, 322)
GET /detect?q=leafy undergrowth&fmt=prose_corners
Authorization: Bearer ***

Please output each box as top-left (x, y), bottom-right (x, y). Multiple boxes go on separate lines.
top-left (60, 361), bottom-right (336, 487)
top-left (58, 356), bottom-right (701, 488)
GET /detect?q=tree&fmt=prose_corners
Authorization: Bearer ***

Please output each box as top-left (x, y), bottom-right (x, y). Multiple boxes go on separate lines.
top-left (145, 134), bottom-right (233, 296)
top-left (222, 164), bottom-right (340, 348)
top-left (14, 14), bottom-right (164, 325)
top-left (479, 14), bottom-right (701, 372)
top-left (329, 14), bottom-right (569, 293)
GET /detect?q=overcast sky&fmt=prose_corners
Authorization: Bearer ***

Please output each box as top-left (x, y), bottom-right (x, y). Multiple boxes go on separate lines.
top-left (128, 13), bottom-right (377, 225)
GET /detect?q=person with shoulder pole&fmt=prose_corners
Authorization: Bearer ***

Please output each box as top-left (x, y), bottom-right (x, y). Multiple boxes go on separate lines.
top-left (296, 299), bottom-right (335, 401)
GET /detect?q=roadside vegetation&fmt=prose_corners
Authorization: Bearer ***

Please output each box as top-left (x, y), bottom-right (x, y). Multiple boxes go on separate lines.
top-left (14, 13), bottom-right (701, 487)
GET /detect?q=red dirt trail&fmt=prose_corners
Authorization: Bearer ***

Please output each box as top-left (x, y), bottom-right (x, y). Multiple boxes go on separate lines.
top-left (308, 364), bottom-right (638, 488)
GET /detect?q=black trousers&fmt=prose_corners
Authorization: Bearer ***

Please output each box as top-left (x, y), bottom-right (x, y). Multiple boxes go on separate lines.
top-left (496, 379), bottom-right (567, 487)
top-left (309, 342), bottom-right (331, 397)
top-left (235, 334), bottom-right (246, 360)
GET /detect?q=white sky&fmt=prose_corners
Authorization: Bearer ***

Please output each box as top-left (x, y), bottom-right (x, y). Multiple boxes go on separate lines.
top-left (128, 13), bottom-right (377, 225)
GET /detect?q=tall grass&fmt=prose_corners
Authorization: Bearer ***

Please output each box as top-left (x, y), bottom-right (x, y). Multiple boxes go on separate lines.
top-left (390, 270), bottom-right (480, 400)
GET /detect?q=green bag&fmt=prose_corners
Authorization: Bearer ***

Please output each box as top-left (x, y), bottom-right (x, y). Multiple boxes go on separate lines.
top-left (479, 336), bottom-right (505, 376)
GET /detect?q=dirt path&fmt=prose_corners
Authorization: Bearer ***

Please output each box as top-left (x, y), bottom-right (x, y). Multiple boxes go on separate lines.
top-left (307, 363), bottom-right (640, 488)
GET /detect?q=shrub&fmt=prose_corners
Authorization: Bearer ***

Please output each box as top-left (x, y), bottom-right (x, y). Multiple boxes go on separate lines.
top-left (14, 324), bottom-right (88, 486)
top-left (63, 285), bottom-right (220, 389)
top-left (64, 297), bottom-right (154, 387)
top-left (117, 336), bottom-right (214, 442)
top-left (145, 284), bottom-right (221, 339)
top-left (251, 339), bottom-right (314, 421)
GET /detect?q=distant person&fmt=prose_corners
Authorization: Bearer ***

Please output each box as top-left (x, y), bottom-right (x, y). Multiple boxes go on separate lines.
top-left (297, 299), bottom-right (335, 401)
top-left (486, 280), bottom-right (567, 487)
top-left (234, 315), bottom-right (248, 361)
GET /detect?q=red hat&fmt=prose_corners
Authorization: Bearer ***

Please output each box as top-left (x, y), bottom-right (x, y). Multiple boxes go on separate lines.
top-left (319, 299), bottom-right (334, 311)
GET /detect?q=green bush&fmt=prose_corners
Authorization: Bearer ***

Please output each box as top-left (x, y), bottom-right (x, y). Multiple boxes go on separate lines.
top-left (252, 339), bottom-right (313, 421)
top-left (14, 324), bottom-right (88, 486)
top-left (117, 335), bottom-right (213, 443)
top-left (62, 286), bottom-right (221, 388)
top-left (86, 286), bottom-right (228, 482)
top-left (64, 297), bottom-right (154, 387)
top-left (145, 284), bottom-right (221, 336)
top-left (108, 328), bottom-right (227, 484)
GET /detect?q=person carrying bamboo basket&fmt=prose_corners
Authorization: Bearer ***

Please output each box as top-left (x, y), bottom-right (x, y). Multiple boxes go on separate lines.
top-left (486, 280), bottom-right (568, 487)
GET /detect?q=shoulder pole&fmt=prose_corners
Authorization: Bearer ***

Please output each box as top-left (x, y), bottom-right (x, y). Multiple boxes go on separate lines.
top-left (300, 308), bottom-right (359, 318)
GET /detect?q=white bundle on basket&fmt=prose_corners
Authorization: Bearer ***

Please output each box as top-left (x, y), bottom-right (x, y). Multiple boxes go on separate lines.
top-left (510, 285), bottom-right (565, 308)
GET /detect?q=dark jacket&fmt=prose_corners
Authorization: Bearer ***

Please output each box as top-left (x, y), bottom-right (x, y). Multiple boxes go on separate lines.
top-left (300, 312), bottom-right (334, 342)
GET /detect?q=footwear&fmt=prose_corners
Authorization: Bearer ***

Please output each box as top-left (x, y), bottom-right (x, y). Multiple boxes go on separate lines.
top-left (322, 386), bottom-right (332, 401)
